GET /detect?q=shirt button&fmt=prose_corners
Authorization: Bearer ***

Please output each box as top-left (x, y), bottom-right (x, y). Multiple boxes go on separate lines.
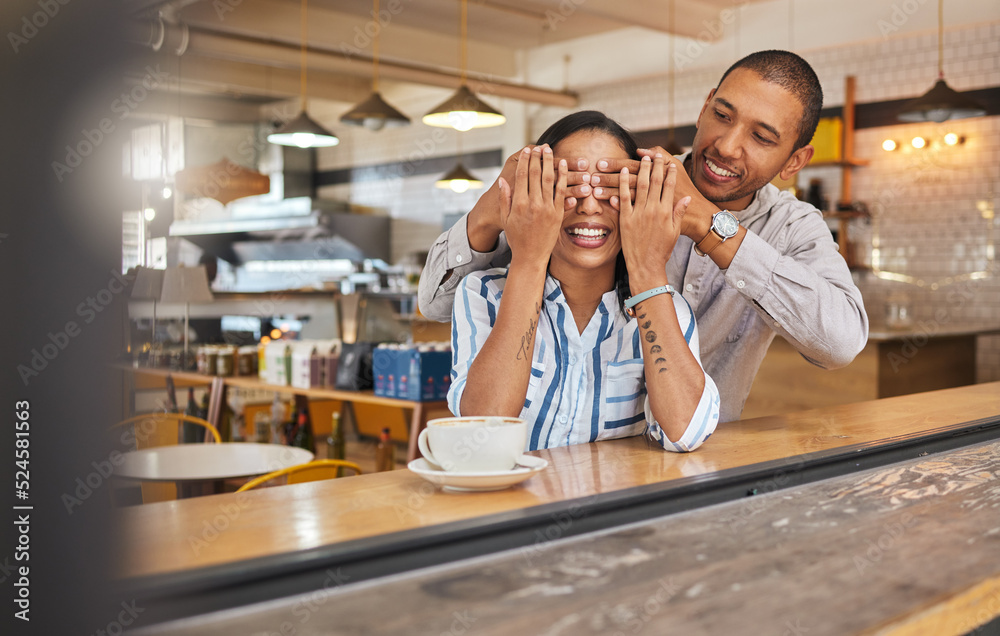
top-left (773, 321), bottom-right (780, 328)
top-left (559, 415), bottom-right (568, 424)
top-left (685, 284), bottom-right (694, 292)
top-left (736, 280), bottom-right (746, 289)
top-left (569, 355), bottom-right (577, 365)
top-left (455, 254), bottom-right (463, 263)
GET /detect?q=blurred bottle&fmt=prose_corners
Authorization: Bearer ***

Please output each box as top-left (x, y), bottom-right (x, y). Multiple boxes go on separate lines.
top-left (183, 387), bottom-right (201, 443)
top-left (375, 427), bottom-right (394, 472)
top-left (328, 411), bottom-right (347, 477)
top-left (230, 391), bottom-right (245, 442)
top-left (270, 393), bottom-right (286, 443)
top-left (291, 408), bottom-right (314, 453)
top-left (218, 394), bottom-right (233, 442)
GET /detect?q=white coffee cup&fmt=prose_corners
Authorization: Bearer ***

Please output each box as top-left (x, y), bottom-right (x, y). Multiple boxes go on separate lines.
top-left (417, 416), bottom-right (527, 473)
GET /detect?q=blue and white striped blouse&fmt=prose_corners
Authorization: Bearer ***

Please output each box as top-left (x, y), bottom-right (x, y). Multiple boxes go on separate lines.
top-left (449, 268), bottom-right (720, 452)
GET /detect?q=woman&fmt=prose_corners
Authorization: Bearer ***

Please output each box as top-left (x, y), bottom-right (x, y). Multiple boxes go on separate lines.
top-left (448, 111), bottom-right (719, 452)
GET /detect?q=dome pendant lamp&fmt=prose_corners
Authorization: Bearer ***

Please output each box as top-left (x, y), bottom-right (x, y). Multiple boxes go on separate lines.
top-left (269, 0), bottom-right (340, 148)
top-left (340, 0), bottom-right (410, 131)
top-left (422, 0), bottom-right (505, 131)
top-left (898, 0), bottom-right (985, 123)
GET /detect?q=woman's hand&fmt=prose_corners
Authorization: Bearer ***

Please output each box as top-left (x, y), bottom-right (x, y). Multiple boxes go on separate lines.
top-left (498, 145), bottom-right (568, 269)
top-left (618, 154), bottom-right (691, 290)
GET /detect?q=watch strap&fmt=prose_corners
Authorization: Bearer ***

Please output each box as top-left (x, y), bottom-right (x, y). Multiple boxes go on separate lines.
top-left (694, 229), bottom-right (725, 257)
top-left (624, 285), bottom-right (675, 317)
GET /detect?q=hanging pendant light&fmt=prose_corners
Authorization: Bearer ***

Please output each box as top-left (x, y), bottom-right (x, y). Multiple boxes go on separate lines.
top-left (898, 0), bottom-right (985, 123)
top-left (435, 163), bottom-right (483, 193)
top-left (269, 0), bottom-right (339, 147)
top-left (341, 0), bottom-right (410, 131)
top-left (436, 133), bottom-right (483, 193)
top-left (422, 0), bottom-right (505, 131)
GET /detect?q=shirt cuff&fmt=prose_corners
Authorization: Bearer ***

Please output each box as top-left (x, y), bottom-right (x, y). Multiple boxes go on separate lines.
top-left (724, 229), bottom-right (781, 300)
top-left (441, 216), bottom-right (505, 289)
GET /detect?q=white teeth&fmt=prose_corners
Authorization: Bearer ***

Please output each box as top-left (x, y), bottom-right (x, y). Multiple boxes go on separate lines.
top-left (706, 158), bottom-right (738, 178)
top-left (568, 227), bottom-right (607, 238)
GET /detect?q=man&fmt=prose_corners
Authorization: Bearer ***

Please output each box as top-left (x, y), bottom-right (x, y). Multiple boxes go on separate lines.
top-left (418, 50), bottom-right (868, 423)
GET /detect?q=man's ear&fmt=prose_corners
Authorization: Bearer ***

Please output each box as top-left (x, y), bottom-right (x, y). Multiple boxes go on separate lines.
top-left (779, 144), bottom-right (814, 181)
top-left (695, 89), bottom-right (717, 129)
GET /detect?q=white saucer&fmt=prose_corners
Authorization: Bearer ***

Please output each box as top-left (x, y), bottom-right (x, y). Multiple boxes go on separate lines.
top-left (407, 455), bottom-right (548, 492)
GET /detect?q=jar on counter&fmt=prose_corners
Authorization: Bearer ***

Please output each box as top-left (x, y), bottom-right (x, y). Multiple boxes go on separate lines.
top-left (237, 346), bottom-right (257, 376)
top-left (216, 346), bottom-right (235, 377)
top-left (203, 346), bottom-right (218, 376)
top-left (196, 346), bottom-right (211, 375)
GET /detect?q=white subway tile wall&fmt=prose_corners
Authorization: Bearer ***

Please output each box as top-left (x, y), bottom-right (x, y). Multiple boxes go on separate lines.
top-left (535, 21), bottom-right (999, 384)
top-left (311, 21), bottom-right (999, 383)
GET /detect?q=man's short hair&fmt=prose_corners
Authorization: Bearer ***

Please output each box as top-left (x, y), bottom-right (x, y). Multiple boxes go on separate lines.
top-left (718, 50), bottom-right (823, 151)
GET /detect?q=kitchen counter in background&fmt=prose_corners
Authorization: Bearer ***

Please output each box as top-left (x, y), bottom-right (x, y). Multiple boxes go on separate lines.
top-left (742, 322), bottom-right (1000, 420)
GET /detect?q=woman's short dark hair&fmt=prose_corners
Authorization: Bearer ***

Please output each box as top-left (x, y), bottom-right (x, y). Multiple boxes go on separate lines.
top-left (535, 110), bottom-right (638, 316)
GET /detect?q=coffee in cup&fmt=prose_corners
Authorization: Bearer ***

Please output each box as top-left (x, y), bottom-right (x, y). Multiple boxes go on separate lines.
top-left (417, 416), bottom-right (527, 472)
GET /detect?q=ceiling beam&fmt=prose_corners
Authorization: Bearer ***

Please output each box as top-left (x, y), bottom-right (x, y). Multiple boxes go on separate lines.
top-left (128, 21), bottom-right (578, 108)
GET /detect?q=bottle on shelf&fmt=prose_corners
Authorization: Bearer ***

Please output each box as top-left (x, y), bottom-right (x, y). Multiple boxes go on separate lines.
top-left (198, 392), bottom-right (210, 421)
top-left (270, 393), bottom-right (286, 444)
top-left (291, 408), bottom-right (314, 453)
top-left (230, 390), bottom-right (245, 442)
top-left (217, 393), bottom-right (233, 442)
top-left (183, 387), bottom-right (201, 443)
top-left (375, 427), bottom-right (395, 472)
top-left (328, 411), bottom-right (347, 477)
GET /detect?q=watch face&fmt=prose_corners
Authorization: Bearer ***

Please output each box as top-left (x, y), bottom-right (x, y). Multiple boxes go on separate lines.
top-left (714, 211), bottom-right (739, 238)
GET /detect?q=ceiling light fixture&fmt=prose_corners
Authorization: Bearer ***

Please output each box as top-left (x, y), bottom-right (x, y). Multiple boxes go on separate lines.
top-left (882, 139), bottom-right (898, 152)
top-left (422, 0), bottom-right (505, 131)
top-left (340, 0), bottom-right (410, 131)
top-left (435, 163), bottom-right (483, 193)
top-left (436, 133), bottom-right (483, 193)
top-left (268, 0), bottom-right (339, 148)
top-left (898, 0), bottom-right (986, 123)
top-left (911, 136), bottom-right (927, 149)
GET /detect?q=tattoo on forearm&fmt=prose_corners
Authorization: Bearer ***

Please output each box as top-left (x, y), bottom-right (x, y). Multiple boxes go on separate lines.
top-left (516, 302), bottom-right (542, 361)
top-left (650, 345), bottom-right (662, 354)
top-left (654, 357), bottom-right (667, 365)
top-left (641, 320), bottom-right (651, 329)
top-left (644, 330), bottom-right (657, 343)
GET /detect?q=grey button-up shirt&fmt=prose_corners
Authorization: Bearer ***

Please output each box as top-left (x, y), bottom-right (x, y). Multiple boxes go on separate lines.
top-left (418, 180), bottom-right (868, 423)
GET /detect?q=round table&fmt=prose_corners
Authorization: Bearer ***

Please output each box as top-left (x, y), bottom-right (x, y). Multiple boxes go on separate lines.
top-left (117, 443), bottom-right (314, 496)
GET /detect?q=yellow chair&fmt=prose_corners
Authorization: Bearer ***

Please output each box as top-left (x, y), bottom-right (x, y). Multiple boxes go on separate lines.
top-left (237, 459), bottom-right (363, 492)
top-left (111, 413), bottom-right (222, 503)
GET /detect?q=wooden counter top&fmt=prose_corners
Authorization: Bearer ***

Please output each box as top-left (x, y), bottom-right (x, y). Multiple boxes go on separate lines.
top-left (143, 436), bottom-right (1000, 636)
top-left (117, 382), bottom-right (1000, 581)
